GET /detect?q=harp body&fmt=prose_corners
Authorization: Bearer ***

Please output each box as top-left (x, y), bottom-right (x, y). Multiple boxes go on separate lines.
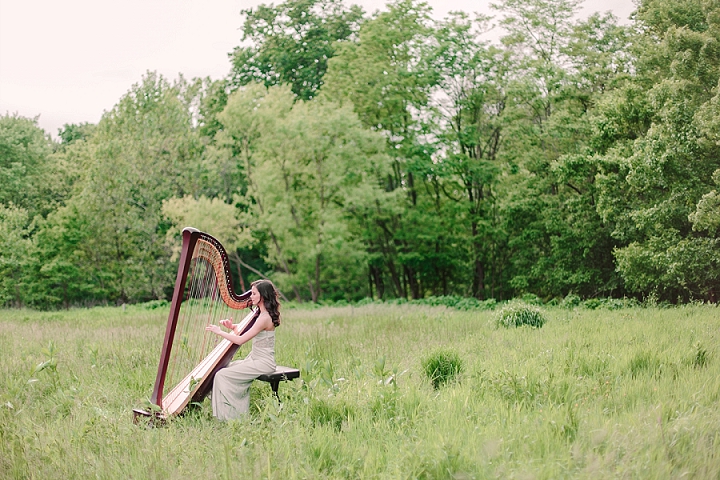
top-left (147, 227), bottom-right (254, 418)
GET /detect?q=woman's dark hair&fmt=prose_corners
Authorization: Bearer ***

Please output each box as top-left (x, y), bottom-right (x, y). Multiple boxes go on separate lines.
top-left (252, 280), bottom-right (281, 327)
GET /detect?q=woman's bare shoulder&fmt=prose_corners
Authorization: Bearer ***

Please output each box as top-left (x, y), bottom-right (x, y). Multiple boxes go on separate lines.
top-left (258, 311), bottom-right (275, 330)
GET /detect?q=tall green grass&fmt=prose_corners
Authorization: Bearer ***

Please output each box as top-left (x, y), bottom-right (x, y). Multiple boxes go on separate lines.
top-left (1, 303), bottom-right (719, 478)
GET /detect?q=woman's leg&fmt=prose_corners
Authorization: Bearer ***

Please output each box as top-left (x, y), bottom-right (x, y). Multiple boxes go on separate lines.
top-left (211, 358), bottom-right (262, 421)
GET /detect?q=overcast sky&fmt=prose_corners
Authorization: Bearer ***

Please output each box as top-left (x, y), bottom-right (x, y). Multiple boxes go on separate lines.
top-left (0, 0), bottom-right (637, 139)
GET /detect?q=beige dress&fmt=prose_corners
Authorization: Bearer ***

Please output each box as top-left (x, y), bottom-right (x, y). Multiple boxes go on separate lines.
top-left (211, 329), bottom-right (276, 421)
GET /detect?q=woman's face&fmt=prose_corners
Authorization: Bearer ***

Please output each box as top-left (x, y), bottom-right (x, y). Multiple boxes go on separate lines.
top-left (250, 286), bottom-right (262, 307)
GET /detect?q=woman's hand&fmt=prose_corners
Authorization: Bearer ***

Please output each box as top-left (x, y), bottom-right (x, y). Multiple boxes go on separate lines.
top-left (219, 318), bottom-right (234, 330)
top-left (205, 324), bottom-right (222, 335)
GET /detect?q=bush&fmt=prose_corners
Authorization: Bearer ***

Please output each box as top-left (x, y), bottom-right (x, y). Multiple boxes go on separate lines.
top-left (520, 293), bottom-right (543, 305)
top-left (142, 299), bottom-right (169, 310)
top-left (354, 297), bottom-right (375, 307)
top-left (582, 298), bottom-right (602, 310)
top-left (349, 296), bottom-right (499, 311)
top-left (495, 301), bottom-right (547, 328)
top-left (561, 294), bottom-right (581, 309)
top-left (583, 297), bottom-right (638, 310)
top-left (421, 349), bottom-right (463, 389)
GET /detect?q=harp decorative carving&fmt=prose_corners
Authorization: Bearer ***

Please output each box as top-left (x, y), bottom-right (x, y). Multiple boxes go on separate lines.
top-left (137, 227), bottom-right (254, 420)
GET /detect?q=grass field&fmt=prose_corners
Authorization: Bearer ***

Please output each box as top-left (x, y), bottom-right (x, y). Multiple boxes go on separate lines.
top-left (1, 302), bottom-right (719, 479)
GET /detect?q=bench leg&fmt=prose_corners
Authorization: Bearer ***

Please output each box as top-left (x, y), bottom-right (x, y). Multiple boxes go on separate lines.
top-left (270, 380), bottom-right (280, 401)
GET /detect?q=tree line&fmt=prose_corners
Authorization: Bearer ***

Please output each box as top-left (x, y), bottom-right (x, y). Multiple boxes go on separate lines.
top-left (1, 0), bottom-right (719, 308)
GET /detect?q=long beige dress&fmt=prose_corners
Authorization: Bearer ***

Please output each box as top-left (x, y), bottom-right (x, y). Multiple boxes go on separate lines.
top-left (211, 329), bottom-right (276, 421)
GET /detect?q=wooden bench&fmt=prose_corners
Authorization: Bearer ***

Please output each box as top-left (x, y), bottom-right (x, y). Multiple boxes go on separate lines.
top-left (256, 365), bottom-right (300, 400)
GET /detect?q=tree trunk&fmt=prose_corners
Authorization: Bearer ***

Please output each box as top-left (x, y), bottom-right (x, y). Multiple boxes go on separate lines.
top-left (405, 265), bottom-right (420, 299)
top-left (230, 252), bottom-right (246, 292)
top-left (474, 259), bottom-right (485, 300)
top-left (268, 230), bottom-right (302, 302)
top-left (471, 220), bottom-right (485, 299)
top-left (312, 254), bottom-right (321, 303)
top-left (372, 266), bottom-right (385, 299)
top-left (387, 260), bottom-right (403, 298)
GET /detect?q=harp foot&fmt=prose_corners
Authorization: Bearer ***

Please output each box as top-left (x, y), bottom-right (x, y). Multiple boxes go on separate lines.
top-left (132, 408), bottom-right (167, 427)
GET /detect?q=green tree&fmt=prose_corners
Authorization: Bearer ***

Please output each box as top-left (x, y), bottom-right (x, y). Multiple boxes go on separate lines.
top-left (0, 115), bottom-right (57, 218)
top-left (58, 122), bottom-right (96, 147)
top-left (595, 0), bottom-right (720, 302)
top-left (0, 205), bottom-right (32, 307)
top-left (230, 0), bottom-right (364, 100)
top-left (322, 0), bottom-right (443, 299)
top-left (220, 85), bottom-right (390, 301)
top-left (36, 72), bottom-right (204, 305)
top-left (25, 205), bottom-right (107, 308)
top-left (486, 0), bottom-right (631, 299)
top-left (162, 195), bottom-right (264, 293)
top-left (0, 116), bottom-right (86, 307)
top-left (429, 12), bottom-right (511, 299)
top-left (215, 84), bottom-right (297, 295)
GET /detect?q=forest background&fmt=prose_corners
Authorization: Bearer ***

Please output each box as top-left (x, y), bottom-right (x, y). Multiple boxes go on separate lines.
top-left (2, 0), bottom-right (720, 308)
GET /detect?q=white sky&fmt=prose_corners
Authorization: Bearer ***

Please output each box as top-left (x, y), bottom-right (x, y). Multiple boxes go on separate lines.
top-left (0, 0), bottom-right (636, 139)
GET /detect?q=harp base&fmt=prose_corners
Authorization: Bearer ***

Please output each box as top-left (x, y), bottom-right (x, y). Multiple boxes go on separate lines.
top-left (132, 408), bottom-right (167, 427)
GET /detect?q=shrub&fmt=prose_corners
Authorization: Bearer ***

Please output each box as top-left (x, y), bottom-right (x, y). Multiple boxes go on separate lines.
top-left (354, 297), bottom-right (375, 307)
top-left (520, 293), bottom-right (543, 305)
top-left (560, 294), bottom-right (581, 309)
top-left (421, 349), bottom-right (463, 389)
top-left (583, 298), bottom-right (602, 310)
top-left (142, 299), bottom-right (169, 310)
top-left (351, 296), bottom-right (499, 311)
top-left (495, 301), bottom-right (547, 328)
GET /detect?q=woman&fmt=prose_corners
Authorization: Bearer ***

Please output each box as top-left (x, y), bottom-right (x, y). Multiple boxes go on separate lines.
top-left (205, 279), bottom-right (281, 421)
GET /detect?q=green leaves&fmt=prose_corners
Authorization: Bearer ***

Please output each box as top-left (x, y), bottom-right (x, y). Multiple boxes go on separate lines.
top-left (690, 187), bottom-right (720, 235)
top-left (230, 0), bottom-right (364, 101)
top-left (29, 342), bottom-right (59, 390)
top-left (590, 0), bottom-right (720, 302)
top-left (0, 114), bottom-right (58, 218)
top-left (218, 85), bottom-right (391, 301)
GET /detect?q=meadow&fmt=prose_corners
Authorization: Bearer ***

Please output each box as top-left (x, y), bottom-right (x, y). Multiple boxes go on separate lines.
top-left (1, 302), bottom-right (718, 479)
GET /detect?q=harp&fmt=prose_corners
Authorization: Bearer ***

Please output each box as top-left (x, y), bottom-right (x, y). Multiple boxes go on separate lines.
top-left (134, 227), bottom-right (255, 421)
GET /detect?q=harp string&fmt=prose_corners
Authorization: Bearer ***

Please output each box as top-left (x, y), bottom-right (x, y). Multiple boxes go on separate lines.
top-left (195, 253), bottom-right (218, 375)
top-left (182, 256), bottom-right (208, 391)
top-left (167, 247), bottom-right (220, 395)
top-left (200, 253), bottom-right (218, 362)
top-left (203, 258), bottom-right (219, 356)
top-left (166, 256), bottom-right (194, 392)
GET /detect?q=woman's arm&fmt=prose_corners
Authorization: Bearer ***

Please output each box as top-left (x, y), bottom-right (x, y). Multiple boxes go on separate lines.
top-left (206, 313), bottom-right (272, 346)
